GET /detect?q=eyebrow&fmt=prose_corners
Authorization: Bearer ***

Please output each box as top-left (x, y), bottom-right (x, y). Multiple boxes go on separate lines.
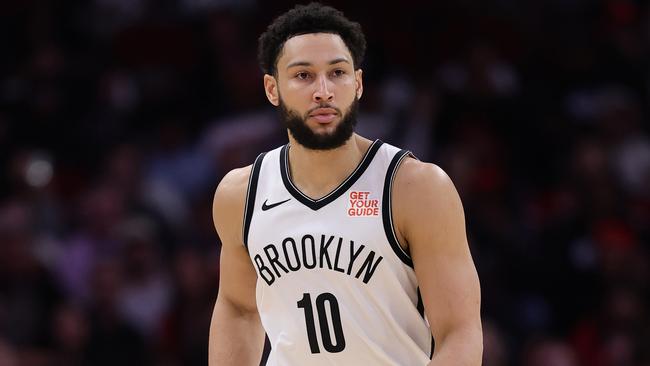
top-left (286, 58), bottom-right (350, 70)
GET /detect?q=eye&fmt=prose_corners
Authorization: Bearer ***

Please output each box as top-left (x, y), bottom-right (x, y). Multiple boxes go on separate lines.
top-left (332, 69), bottom-right (346, 77)
top-left (295, 72), bottom-right (311, 80)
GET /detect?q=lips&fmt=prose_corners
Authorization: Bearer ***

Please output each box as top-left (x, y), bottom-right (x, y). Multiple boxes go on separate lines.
top-left (309, 108), bottom-right (339, 124)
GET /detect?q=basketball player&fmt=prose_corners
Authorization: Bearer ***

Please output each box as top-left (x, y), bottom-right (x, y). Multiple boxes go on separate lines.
top-left (209, 3), bottom-right (482, 365)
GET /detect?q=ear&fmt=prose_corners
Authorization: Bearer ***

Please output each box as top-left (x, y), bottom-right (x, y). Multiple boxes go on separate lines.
top-left (355, 69), bottom-right (364, 100)
top-left (264, 74), bottom-right (280, 106)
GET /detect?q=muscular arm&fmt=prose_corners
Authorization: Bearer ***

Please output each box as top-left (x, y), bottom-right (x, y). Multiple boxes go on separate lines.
top-left (209, 167), bottom-right (266, 366)
top-left (393, 159), bottom-right (483, 366)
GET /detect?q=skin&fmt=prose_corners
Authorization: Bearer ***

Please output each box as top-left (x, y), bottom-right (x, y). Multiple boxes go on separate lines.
top-left (209, 33), bottom-right (482, 365)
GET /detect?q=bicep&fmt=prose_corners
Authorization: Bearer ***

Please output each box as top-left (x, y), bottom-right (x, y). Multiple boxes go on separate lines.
top-left (212, 167), bottom-right (259, 314)
top-left (412, 233), bottom-right (481, 342)
top-left (209, 168), bottom-right (265, 366)
top-left (216, 239), bottom-right (259, 314)
top-left (396, 163), bottom-right (481, 342)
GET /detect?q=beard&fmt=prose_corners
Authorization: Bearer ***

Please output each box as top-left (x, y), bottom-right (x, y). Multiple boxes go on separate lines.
top-left (279, 97), bottom-right (359, 150)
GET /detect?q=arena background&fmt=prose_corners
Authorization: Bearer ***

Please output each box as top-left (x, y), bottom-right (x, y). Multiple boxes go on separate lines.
top-left (1, 0), bottom-right (649, 365)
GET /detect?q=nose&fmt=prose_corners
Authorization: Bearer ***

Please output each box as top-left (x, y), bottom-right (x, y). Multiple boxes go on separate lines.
top-left (313, 74), bottom-right (334, 102)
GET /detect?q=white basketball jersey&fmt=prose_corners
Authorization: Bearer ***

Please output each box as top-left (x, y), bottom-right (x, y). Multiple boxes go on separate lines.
top-left (243, 140), bottom-right (433, 365)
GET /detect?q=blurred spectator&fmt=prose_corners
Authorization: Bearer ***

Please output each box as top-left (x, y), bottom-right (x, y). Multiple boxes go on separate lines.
top-left (51, 303), bottom-right (89, 366)
top-left (482, 320), bottom-right (510, 366)
top-left (0, 200), bottom-right (61, 348)
top-left (117, 216), bottom-right (172, 338)
top-left (159, 247), bottom-right (215, 365)
top-left (85, 259), bottom-right (151, 366)
top-left (52, 183), bottom-right (126, 304)
top-left (523, 338), bottom-right (578, 366)
top-left (0, 338), bottom-right (18, 366)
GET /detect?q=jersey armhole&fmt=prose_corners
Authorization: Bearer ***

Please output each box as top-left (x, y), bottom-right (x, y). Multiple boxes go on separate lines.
top-left (381, 149), bottom-right (415, 268)
top-left (242, 152), bottom-right (267, 251)
top-left (416, 288), bottom-right (436, 359)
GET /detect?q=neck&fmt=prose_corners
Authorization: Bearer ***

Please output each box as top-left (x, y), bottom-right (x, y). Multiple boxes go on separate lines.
top-left (287, 133), bottom-right (373, 199)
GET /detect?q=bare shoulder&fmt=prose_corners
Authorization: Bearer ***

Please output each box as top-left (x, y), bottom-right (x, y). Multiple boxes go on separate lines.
top-left (213, 166), bottom-right (253, 204)
top-left (393, 157), bottom-right (457, 200)
top-left (212, 165), bottom-right (254, 247)
top-left (392, 157), bottom-right (465, 248)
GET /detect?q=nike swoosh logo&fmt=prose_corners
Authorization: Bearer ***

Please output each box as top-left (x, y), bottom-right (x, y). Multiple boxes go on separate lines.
top-left (261, 198), bottom-right (291, 211)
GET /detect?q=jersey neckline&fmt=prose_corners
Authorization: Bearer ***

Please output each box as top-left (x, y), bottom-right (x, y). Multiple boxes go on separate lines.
top-left (280, 139), bottom-right (384, 211)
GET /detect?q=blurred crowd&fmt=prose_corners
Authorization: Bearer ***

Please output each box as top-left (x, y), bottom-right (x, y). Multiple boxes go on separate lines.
top-left (1, 0), bottom-right (649, 365)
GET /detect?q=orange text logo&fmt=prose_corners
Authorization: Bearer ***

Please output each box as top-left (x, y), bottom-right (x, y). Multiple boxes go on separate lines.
top-left (348, 191), bottom-right (379, 216)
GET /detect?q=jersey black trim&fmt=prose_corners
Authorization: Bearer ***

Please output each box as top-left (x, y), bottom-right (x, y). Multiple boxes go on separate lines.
top-left (417, 288), bottom-right (436, 359)
top-left (382, 149), bottom-right (413, 267)
top-left (242, 152), bottom-right (266, 251)
top-left (416, 288), bottom-right (425, 317)
top-left (280, 140), bottom-right (383, 211)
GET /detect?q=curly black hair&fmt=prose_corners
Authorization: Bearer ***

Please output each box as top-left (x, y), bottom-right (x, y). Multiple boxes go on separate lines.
top-left (257, 2), bottom-right (366, 76)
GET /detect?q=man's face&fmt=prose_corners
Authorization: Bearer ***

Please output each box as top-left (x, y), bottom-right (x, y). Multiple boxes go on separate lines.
top-left (264, 33), bottom-right (363, 150)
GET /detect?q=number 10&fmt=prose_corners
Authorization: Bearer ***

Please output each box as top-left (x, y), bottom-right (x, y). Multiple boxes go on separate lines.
top-left (296, 292), bottom-right (346, 353)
